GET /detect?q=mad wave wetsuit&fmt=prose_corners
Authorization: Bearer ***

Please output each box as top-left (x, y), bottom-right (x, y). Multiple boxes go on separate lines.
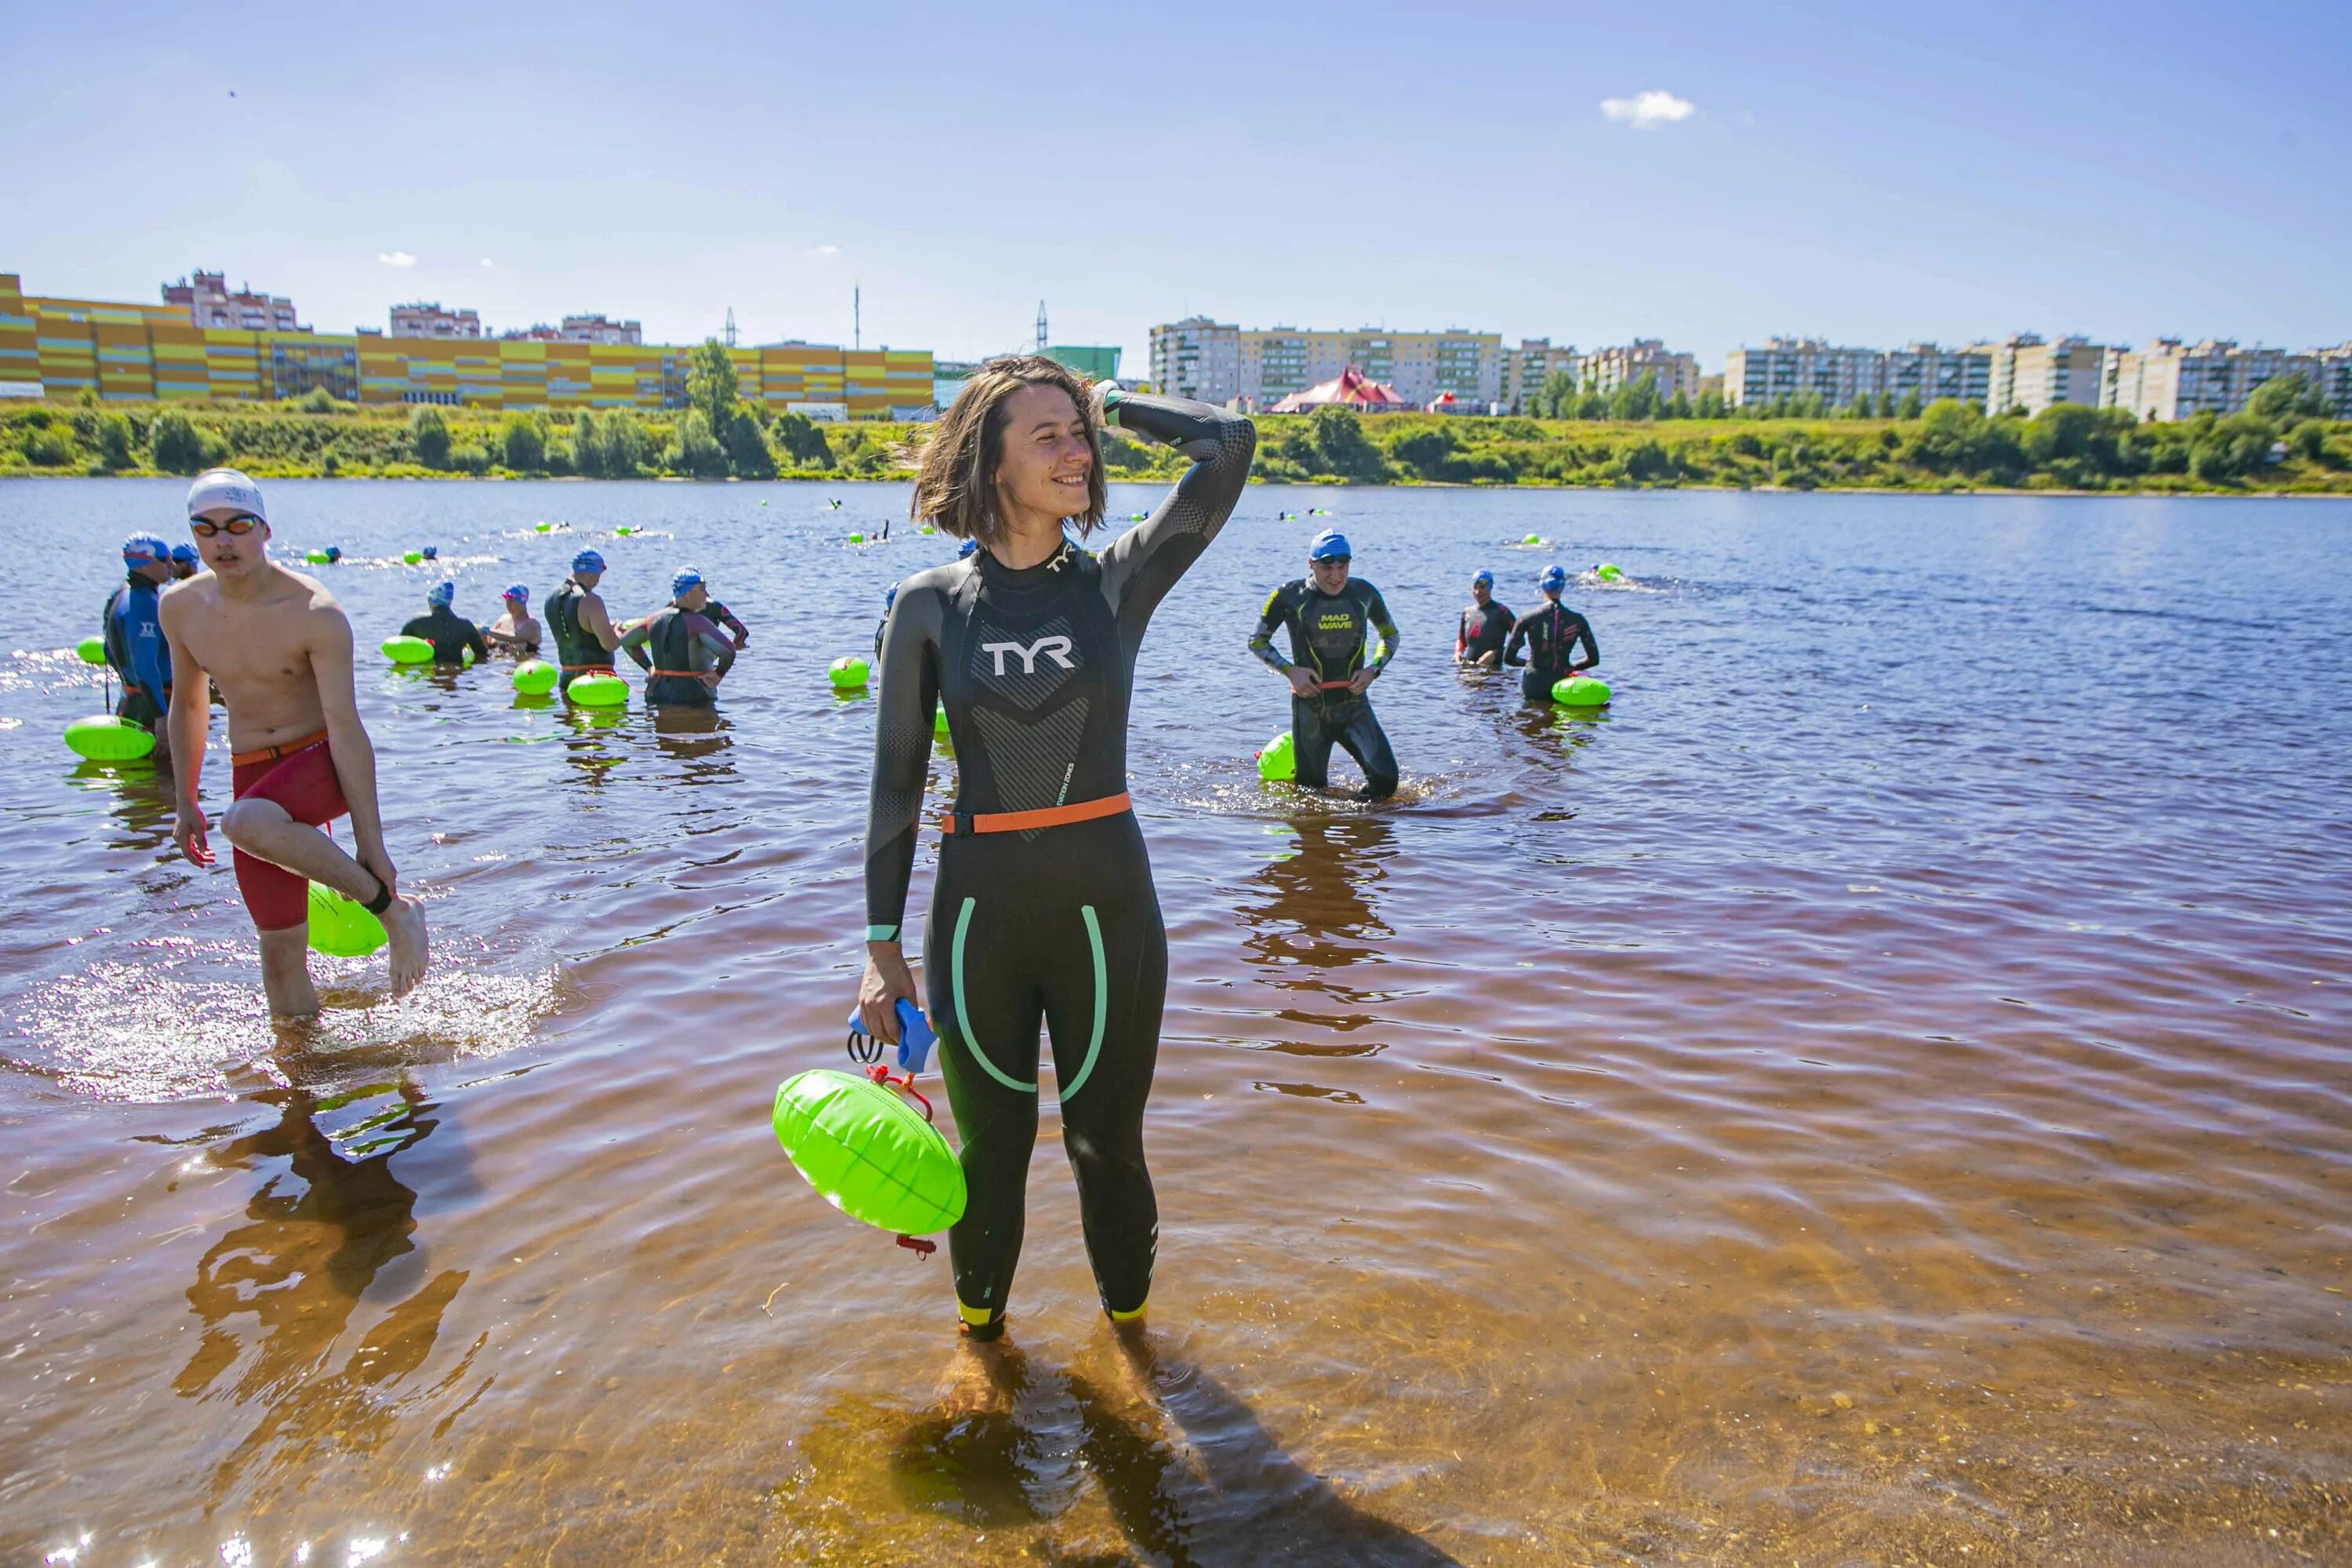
top-left (866, 390), bottom-right (1254, 1334)
top-left (1504, 597), bottom-right (1599, 702)
top-left (546, 580), bottom-right (614, 691)
top-left (1250, 579), bottom-right (1401, 799)
top-left (621, 607), bottom-right (735, 706)
top-left (102, 575), bottom-right (172, 730)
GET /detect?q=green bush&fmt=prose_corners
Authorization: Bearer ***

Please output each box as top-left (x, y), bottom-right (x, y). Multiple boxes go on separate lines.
top-left (500, 412), bottom-right (546, 473)
top-left (409, 406), bottom-right (452, 469)
top-left (150, 410), bottom-right (207, 472)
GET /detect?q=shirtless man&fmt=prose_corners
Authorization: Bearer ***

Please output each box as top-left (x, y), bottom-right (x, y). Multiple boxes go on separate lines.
top-left (483, 584), bottom-right (542, 656)
top-left (161, 468), bottom-right (429, 1017)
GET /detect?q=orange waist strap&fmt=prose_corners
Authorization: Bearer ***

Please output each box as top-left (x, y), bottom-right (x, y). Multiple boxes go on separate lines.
top-left (232, 728), bottom-right (329, 768)
top-left (648, 669), bottom-right (707, 679)
top-left (561, 662), bottom-right (615, 673)
top-left (942, 791), bottom-right (1133, 837)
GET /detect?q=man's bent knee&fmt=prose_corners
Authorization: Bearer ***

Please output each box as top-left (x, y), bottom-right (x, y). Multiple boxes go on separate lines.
top-left (220, 796), bottom-right (292, 847)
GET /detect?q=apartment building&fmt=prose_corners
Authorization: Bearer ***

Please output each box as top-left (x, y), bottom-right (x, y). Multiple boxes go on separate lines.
top-left (162, 270), bottom-right (303, 333)
top-left (2103, 339), bottom-right (2326, 423)
top-left (1724, 338), bottom-right (1882, 408)
top-left (1984, 334), bottom-right (2112, 416)
top-left (1582, 339), bottom-right (1701, 402)
top-left (1882, 343), bottom-right (1991, 408)
top-left (390, 302), bottom-right (484, 339)
top-left (1150, 318), bottom-right (1501, 409)
top-left (1149, 317), bottom-right (1243, 405)
top-left (1502, 339), bottom-right (1581, 413)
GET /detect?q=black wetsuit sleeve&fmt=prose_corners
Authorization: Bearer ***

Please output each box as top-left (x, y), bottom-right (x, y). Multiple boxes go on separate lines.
top-left (618, 620), bottom-right (654, 671)
top-left (1503, 610), bottom-right (1533, 667)
top-left (1363, 585), bottom-right (1399, 670)
top-left (864, 582), bottom-right (946, 940)
top-left (1096, 392), bottom-right (1255, 633)
top-left (465, 620), bottom-right (491, 662)
top-left (1568, 612), bottom-right (1599, 672)
top-left (1250, 583), bottom-right (1296, 673)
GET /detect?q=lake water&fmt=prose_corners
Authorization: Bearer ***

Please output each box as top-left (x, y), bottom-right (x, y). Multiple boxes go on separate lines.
top-left (3, 476), bottom-right (2348, 1566)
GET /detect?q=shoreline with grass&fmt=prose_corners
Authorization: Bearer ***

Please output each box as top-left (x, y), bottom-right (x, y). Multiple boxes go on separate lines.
top-left (7, 388), bottom-right (2348, 498)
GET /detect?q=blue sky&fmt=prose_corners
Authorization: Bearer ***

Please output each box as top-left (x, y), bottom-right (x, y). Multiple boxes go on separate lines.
top-left (5, 0), bottom-right (2345, 372)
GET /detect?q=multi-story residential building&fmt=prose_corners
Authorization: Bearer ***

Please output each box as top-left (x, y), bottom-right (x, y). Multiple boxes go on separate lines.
top-left (1149, 317), bottom-right (1243, 405)
top-left (1152, 318), bottom-right (1502, 409)
top-left (390, 302), bottom-right (483, 339)
top-left (560, 313), bottom-right (642, 346)
top-left (2319, 345), bottom-right (2352, 420)
top-left (1502, 338), bottom-right (1581, 413)
top-left (1724, 338), bottom-right (1882, 408)
top-left (2103, 339), bottom-right (2325, 423)
top-left (1983, 334), bottom-right (2113, 416)
top-left (1582, 339), bottom-right (1701, 403)
top-left (162, 270), bottom-right (303, 333)
top-left (1883, 343), bottom-right (1991, 408)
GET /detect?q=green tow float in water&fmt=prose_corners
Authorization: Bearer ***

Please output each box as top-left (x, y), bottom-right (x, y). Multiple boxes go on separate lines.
top-left (382, 635), bottom-right (435, 666)
top-left (307, 883), bottom-right (388, 957)
top-left (1256, 730), bottom-right (1296, 782)
top-left (829, 655), bottom-right (869, 691)
top-left (567, 671), bottom-right (629, 707)
top-left (510, 659), bottom-right (558, 695)
top-left (1552, 675), bottom-right (1612, 707)
top-left (75, 635), bottom-right (106, 666)
top-left (64, 715), bottom-right (155, 762)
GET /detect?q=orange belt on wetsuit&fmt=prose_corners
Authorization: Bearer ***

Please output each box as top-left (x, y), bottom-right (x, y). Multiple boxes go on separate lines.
top-left (648, 669), bottom-right (707, 679)
top-left (941, 791), bottom-right (1133, 837)
top-left (231, 728), bottom-right (328, 768)
top-left (561, 662), bottom-right (615, 673)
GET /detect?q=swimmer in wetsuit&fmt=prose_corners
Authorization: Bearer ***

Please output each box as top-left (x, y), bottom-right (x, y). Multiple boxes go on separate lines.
top-left (160, 469), bottom-right (429, 1016)
top-left (619, 567), bottom-right (735, 706)
top-left (103, 533), bottom-right (177, 760)
top-left (400, 581), bottom-right (491, 666)
top-left (1454, 568), bottom-right (1513, 670)
top-left (858, 356), bottom-right (1254, 1340)
top-left (169, 543), bottom-right (200, 581)
top-left (1504, 564), bottom-right (1599, 703)
top-left (1250, 528), bottom-right (1401, 800)
top-left (545, 550), bottom-right (622, 694)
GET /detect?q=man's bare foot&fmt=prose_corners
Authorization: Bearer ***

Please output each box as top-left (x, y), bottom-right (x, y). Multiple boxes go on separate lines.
top-left (383, 895), bottom-right (429, 997)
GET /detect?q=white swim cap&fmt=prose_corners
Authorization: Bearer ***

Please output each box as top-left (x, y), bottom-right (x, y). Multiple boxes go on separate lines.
top-left (187, 467), bottom-right (267, 522)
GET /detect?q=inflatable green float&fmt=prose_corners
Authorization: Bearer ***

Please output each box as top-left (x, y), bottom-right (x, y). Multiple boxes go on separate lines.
top-left (567, 671), bottom-right (629, 707)
top-left (829, 656), bottom-right (869, 691)
top-left (1552, 676), bottom-right (1612, 707)
top-left (1257, 730), bottom-right (1296, 782)
top-left (772, 1069), bottom-right (966, 1236)
top-left (510, 659), bottom-right (558, 695)
top-left (382, 635), bottom-right (434, 665)
top-left (75, 636), bottom-right (105, 666)
top-left (307, 882), bottom-right (387, 957)
top-left (64, 715), bottom-right (155, 762)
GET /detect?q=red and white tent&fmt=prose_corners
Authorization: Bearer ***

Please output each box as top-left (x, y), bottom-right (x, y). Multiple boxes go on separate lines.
top-left (1269, 365), bottom-right (1412, 414)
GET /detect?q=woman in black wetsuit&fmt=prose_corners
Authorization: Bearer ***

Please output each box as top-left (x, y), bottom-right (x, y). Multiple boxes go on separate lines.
top-left (858, 356), bottom-right (1254, 1338)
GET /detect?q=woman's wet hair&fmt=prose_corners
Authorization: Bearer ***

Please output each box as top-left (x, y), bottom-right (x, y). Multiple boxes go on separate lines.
top-left (911, 354), bottom-right (1107, 545)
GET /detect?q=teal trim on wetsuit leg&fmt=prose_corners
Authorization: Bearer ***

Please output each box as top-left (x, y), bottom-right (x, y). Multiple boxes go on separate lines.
top-left (1060, 905), bottom-right (1109, 1102)
top-left (866, 924), bottom-right (898, 942)
top-left (954, 895), bottom-right (1038, 1093)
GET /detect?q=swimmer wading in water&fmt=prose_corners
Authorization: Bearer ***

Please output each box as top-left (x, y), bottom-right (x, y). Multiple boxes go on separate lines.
top-left (858, 356), bottom-right (1255, 1339)
top-left (161, 470), bottom-right (429, 1018)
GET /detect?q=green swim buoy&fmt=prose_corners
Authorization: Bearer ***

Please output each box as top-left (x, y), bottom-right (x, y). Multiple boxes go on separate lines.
top-left (510, 659), bottom-right (558, 695)
top-left (1257, 730), bottom-right (1296, 782)
top-left (303, 550), bottom-right (332, 565)
top-left (935, 706), bottom-right (950, 735)
top-left (1595, 563), bottom-right (1623, 583)
top-left (76, 635), bottom-right (106, 666)
top-left (615, 525), bottom-right (634, 535)
top-left (567, 671), bottom-right (628, 707)
top-left (535, 522), bottom-right (552, 532)
top-left (848, 532), bottom-right (866, 545)
top-left (64, 714), bottom-right (155, 762)
top-left (402, 550), bottom-right (423, 564)
top-left (307, 882), bottom-right (387, 958)
top-left (829, 655), bottom-right (869, 691)
top-left (1523, 533), bottom-right (1541, 545)
top-left (772, 1069), bottom-right (967, 1236)
top-left (382, 635), bottom-right (434, 666)
top-left (919, 524), bottom-right (935, 535)
top-left (1552, 676), bottom-right (1612, 707)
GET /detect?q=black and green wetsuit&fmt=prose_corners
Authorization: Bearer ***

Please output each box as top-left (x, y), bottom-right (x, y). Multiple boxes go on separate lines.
top-left (1504, 596), bottom-right (1599, 702)
top-left (620, 606), bottom-right (735, 706)
top-left (1250, 578), bottom-right (1401, 799)
top-left (545, 579), bottom-right (614, 691)
top-left (866, 390), bottom-right (1255, 1334)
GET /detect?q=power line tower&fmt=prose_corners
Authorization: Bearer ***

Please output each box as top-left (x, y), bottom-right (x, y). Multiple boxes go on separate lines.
top-left (854, 285), bottom-right (861, 352)
top-left (1036, 300), bottom-right (1048, 354)
top-left (724, 307), bottom-right (738, 349)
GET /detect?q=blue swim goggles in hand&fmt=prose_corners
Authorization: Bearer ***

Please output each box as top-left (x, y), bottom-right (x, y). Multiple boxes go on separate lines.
top-left (846, 999), bottom-right (937, 1074)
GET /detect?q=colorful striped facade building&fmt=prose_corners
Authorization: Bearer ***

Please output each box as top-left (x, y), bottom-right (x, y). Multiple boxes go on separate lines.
top-left (0, 274), bottom-right (934, 418)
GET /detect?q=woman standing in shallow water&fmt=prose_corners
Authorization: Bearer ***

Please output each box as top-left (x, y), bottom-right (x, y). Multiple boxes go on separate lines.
top-left (857, 356), bottom-right (1255, 1338)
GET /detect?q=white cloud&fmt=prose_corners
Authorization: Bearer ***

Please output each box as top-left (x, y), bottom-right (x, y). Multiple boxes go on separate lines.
top-left (1599, 90), bottom-right (1695, 129)
top-left (478, 257), bottom-right (494, 268)
top-left (378, 251), bottom-right (417, 267)
top-left (808, 244), bottom-right (840, 256)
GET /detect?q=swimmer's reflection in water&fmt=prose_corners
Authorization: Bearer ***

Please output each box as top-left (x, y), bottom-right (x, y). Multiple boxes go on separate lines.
top-left (1241, 815), bottom-right (1397, 975)
top-left (650, 704), bottom-right (736, 775)
top-left (175, 1083), bottom-right (476, 1504)
top-left (890, 1327), bottom-right (1462, 1566)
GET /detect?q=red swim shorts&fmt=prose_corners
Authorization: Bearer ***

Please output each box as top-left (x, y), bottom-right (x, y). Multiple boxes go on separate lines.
top-left (230, 737), bottom-right (350, 931)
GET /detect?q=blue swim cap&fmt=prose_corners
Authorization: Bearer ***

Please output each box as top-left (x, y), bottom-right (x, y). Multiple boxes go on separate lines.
top-left (503, 583), bottom-right (529, 604)
top-left (1308, 528), bottom-right (1351, 561)
top-left (572, 548), bottom-right (607, 574)
top-left (427, 580), bottom-right (456, 608)
top-left (671, 566), bottom-right (703, 597)
top-left (956, 538), bottom-right (979, 559)
top-left (421, 546), bottom-right (438, 560)
top-left (324, 546), bottom-right (342, 561)
top-left (883, 584), bottom-right (898, 612)
top-left (1472, 568), bottom-right (1494, 588)
top-left (1540, 564), bottom-right (1568, 593)
top-left (170, 543), bottom-right (198, 564)
top-left (122, 532), bottom-right (171, 565)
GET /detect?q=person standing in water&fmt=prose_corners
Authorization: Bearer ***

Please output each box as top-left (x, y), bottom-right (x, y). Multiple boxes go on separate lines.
top-left (859, 358), bottom-right (1254, 1340)
top-left (545, 549), bottom-right (621, 694)
top-left (169, 543), bottom-right (201, 580)
top-left (103, 533), bottom-right (176, 761)
top-left (1454, 568), bottom-right (1512, 670)
top-left (482, 585), bottom-right (542, 656)
top-left (400, 581), bottom-right (491, 666)
top-left (159, 469), bottom-right (429, 1017)
top-left (1504, 564), bottom-right (1600, 703)
top-left (1250, 528), bottom-right (1401, 800)
top-left (619, 567), bottom-right (735, 706)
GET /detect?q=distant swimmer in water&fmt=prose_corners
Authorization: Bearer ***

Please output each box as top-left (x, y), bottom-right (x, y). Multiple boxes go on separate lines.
top-left (1504, 564), bottom-right (1599, 704)
top-left (1454, 568), bottom-right (1513, 670)
top-left (620, 566), bottom-right (735, 707)
top-left (482, 583), bottom-right (542, 656)
top-left (169, 542), bottom-right (201, 580)
top-left (545, 549), bottom-right (622, 694)
top-left (160, 469), bottom-right (429, 1016)
top-left (860, 358), bottom-right (1255, 1340)
top-left (103, 533), bottom-right (177, 762)
top-left (401, 580), bottom-right (491, 667)
top-left (1250, 528), bottom-right (1400, 800)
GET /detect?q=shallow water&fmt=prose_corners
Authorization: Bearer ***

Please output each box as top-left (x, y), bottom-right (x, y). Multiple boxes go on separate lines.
top-left (2, 476), bottom-right (2348, 1566)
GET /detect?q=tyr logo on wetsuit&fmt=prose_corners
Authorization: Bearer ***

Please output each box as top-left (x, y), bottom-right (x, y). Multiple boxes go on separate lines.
top-left (981, 634), bottom-right (1077, 676)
